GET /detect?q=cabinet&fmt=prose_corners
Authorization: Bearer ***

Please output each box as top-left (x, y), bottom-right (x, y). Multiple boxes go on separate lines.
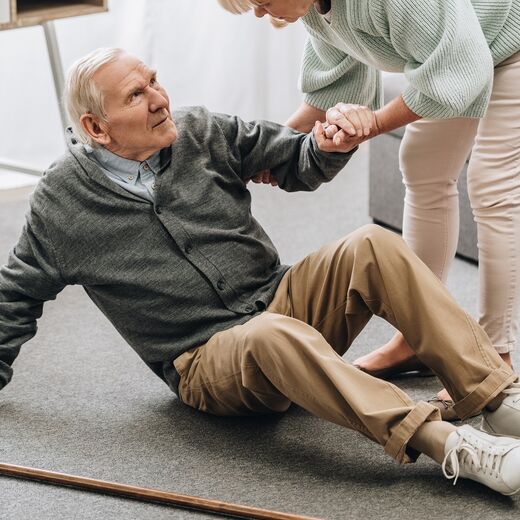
top-left (0, 1), bottom-right (107, 29)
top-left (0, 0), bottom-right (109, 177)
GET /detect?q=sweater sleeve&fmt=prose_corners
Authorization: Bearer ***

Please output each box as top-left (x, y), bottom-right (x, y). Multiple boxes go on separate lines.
top-left (0, 211), bottom-right (66, 391)
top-left (300, 34), bottom-right (384, 111)
top-left (212, 112), bottom-right (355, 192)
top-left (372, 0), bottom-right (494, 118)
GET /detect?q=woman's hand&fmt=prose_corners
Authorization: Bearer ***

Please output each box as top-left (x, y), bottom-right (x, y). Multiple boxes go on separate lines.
top-left (325, 103), bottom-right (381, 147)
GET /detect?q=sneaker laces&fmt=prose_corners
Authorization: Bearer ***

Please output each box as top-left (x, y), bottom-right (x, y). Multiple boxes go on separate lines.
top-left (442, 435), bottom-right (504, 485)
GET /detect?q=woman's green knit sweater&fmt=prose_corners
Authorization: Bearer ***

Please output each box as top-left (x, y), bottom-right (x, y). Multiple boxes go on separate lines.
top-left (300, 0), bottom-right (520, 118)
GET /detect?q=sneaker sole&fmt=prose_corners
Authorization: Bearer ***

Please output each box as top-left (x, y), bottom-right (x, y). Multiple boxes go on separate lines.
top-left (462, 470), bottom-right (520, 496)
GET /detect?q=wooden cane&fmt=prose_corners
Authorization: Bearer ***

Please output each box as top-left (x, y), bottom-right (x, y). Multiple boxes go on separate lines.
top-left (0, 463), bottom-right (323, 520)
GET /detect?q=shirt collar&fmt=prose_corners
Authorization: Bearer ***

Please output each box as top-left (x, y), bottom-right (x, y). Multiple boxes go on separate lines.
top-left (84, 145), bottom-right (164, 185)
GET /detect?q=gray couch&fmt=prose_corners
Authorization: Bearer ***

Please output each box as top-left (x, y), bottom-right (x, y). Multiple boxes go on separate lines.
top-left (368, 74), bottom-right (478, 262)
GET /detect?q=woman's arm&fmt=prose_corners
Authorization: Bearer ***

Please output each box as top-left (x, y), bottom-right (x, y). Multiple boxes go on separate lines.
top-left (372, 0), bottom-right (493, 119)
top-left (284, 102), bottom-right (326, 132)
top-left (373, 96), bottom-right (421, 135)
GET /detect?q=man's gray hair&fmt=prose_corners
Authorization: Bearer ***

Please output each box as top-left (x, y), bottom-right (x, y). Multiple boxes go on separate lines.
top-left (64, 47), bottom-right (124, 146)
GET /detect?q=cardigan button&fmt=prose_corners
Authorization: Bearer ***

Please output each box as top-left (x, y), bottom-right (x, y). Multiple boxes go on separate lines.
top-left (217, 280), bottom-right (225, 291)
top-left (155, 206), bottom-right (162, 214)
top-left (185, 244), bottom-right (193, 254)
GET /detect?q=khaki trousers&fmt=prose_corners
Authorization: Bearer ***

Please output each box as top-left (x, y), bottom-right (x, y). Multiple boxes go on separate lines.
top-left (400, 51), bottom-right (520, 353)
top-left (174, 225), bottom-right (516, 464)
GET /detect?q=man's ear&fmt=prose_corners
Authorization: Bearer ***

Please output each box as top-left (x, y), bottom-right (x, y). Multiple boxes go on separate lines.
top-left (80, 113), bottom-right (111, 146)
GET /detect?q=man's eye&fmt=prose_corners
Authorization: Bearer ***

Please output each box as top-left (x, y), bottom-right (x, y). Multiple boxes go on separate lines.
top-left (132, 91), bottom-right (142, 99)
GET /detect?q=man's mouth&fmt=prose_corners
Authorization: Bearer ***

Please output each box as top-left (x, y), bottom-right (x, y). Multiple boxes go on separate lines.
top-left (153, 117), bottom-right (168, 128)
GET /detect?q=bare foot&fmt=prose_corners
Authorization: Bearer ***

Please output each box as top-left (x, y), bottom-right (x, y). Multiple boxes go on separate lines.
top-left (436, 352), bottom-right (514, 401)
top-left (353, 331), bottom-right (415, 371)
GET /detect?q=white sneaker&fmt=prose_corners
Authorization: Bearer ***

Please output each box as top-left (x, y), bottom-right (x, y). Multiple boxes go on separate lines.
top-left (481, 382), bottom-right (520, 439)
top-left (442, 424), bottom-right (520, 495)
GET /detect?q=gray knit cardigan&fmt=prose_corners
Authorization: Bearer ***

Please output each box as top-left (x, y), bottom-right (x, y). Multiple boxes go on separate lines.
top-left (0, 106), bottom-right (354, 394)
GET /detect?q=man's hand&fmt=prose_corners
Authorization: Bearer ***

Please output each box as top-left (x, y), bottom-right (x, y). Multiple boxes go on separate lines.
top-left (324, 103), bottom-right (381, 149)
top-left (249, 170), bottom-right (278, 186)
top-left (314, 119), bottom-right (365, 153)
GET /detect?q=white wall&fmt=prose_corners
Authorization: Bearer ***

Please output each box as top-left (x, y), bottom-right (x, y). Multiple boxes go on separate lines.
top-left (0, 0), bottom-right (307, 170)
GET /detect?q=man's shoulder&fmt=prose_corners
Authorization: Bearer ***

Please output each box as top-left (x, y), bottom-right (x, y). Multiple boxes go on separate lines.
top-left (172, 105), bottom-right (236, 145)
top-left (40, 149), bottom-right (79, 179)
top-left (172, 105), bottom-right (212, 127)
top-left (30, 151), bottom-right (79, 204)
top-left (172, 105), bottom-right (239, 131)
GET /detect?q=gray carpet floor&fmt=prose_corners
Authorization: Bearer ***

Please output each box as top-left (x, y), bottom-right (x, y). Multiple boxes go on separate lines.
top-left (0, 145), bottom-right (518, 519)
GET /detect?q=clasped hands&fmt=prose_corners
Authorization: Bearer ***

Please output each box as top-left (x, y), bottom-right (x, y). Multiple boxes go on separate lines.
top-left (251, 103), bottom-right (381, 186)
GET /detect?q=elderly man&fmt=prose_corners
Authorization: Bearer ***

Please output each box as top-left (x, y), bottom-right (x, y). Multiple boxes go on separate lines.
top-left (1, 48), bottom-right (520, 495)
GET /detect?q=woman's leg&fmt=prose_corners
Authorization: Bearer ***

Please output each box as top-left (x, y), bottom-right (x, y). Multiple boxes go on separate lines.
top-left (354, 117), bottom-right (479, 373)
top-left (467, 51), bottom-right (520, 360)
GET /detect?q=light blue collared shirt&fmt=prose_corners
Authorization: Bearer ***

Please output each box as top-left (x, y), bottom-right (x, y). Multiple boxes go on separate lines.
top-left (84, 145), bottom-right (171, 202)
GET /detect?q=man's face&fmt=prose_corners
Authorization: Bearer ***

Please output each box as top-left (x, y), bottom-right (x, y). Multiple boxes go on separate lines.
top-left (251, 0), bottom-right (315, 23)
top-left (92, 53), bottom-right (177, 161)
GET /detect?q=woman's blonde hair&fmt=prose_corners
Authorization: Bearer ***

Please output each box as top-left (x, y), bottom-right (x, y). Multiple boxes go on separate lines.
top-left (217, 0), bottom-right (287, 28)
top-left (64, 47), bottom-right (124, 146)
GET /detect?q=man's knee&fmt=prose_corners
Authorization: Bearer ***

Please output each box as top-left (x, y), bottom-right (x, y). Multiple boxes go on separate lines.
top-left (315, 224), bottom-right (405, 274)
top-left (241, 313), bottom-right (294, 358)
top-left (346, 224), bottom-right (402, 250)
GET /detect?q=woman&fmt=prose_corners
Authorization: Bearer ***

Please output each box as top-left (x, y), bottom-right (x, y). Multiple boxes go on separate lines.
top-left (219, 0), bottom-right (520, 418)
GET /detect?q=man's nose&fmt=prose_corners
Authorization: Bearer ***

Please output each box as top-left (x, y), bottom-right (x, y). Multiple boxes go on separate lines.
top-left (253, 6), bottom-right (266, 18)
top-left (148, 87), bottom-right (168, 112)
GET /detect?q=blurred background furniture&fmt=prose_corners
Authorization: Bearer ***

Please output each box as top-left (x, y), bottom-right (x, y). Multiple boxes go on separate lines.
top-left (0, 0), bottom-right (108, 176)
top-left (369, 73), bottom-right (478, 262)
